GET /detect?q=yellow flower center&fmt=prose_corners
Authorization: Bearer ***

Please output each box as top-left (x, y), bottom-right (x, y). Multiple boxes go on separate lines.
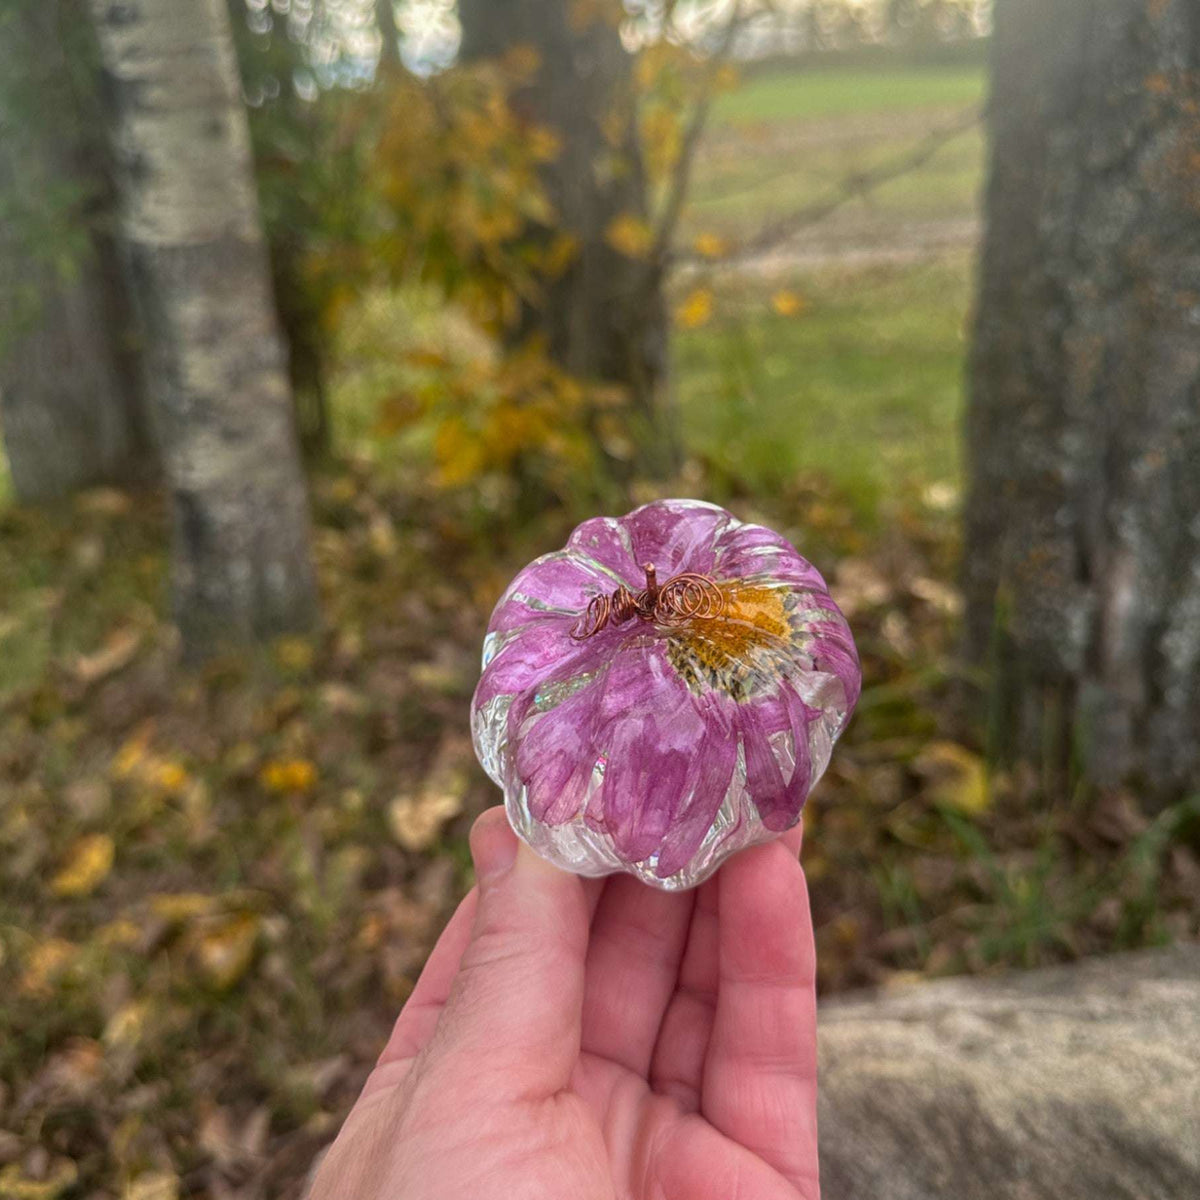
top-left (666, 582), bottom-right (794, 701)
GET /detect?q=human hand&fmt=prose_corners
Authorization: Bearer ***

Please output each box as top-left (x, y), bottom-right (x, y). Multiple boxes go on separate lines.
top-left (309, 806), bottom-right (819, 1200)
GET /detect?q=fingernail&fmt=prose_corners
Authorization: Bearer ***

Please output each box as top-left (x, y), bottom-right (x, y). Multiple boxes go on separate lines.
top-left (471, 822), bottom-right (518, 882)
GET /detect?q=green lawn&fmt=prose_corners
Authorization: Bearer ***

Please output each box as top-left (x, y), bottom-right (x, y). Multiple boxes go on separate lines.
top-left (673, 64), bottom-right (985, 525)
top-left (685, 64), bottom-right (986, 242)
top-left (674, 252), bottom-right (974, 523)
top-left (712, 65), bottom-right (987, 125)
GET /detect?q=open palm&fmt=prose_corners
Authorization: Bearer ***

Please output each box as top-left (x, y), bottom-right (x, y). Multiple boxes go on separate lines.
top-left (310, 807), bottom-right (819, 1200)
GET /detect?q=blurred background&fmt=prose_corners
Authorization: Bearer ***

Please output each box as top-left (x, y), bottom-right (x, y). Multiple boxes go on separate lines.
top-left (1, 0), bottom-right (1198, 1196)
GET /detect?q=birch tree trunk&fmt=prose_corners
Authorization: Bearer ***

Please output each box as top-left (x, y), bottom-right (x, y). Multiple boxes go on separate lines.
top-left (88, 0), bottom-right (318, 654)
top-left (0, 0), bottom-right (152, 502)
top-left (964, 0), bottom-right (1200, 800)
top-left (458, 0), bottom-right (674, 474)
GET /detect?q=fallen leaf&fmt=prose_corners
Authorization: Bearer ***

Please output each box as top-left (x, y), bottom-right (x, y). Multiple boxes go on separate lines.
top-left (63, 779), bottom-right (110, 821)
top-left (51, 834), bottom-right (115, 897)
top-left (388, 791), bottom-right (463, 852)
top-left (149, 892), bottom-right (217, 923)
top-left (909, 576), bottom-right (964, 616)
top-left (275, 636), bottom-right (315, 672)
top-left (0, 1159), bottom-right (78, 1199)
top-left (125, 1171), bottom-right (179, 1200)
top-left (150, 760), bottom-right (190, 796)
top-left (76, 487), bottom-right (132, 516)
top-left (104, 1001), bottom-right (151, 1050)
top-left (19, 939), bottom-right (77, 995)
top-left (194, 914), bottom-right (260, 991)
top-left (831, 558), bottom-right (892, 616)
top-left (73, 628), bottom-right (142, 685)
top-left (41, 1039), bottom-right (103, 1098)
top-left (260, 758), bottom-right (317, 793)
top-left (913, 742), bottom-right (990, 816)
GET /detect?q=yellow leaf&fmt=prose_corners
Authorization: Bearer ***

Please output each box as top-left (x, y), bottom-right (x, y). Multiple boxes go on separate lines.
top-left (604, 213), bottom-right (654, 259)
top-left (52, 833), bottom-right (115, 897)
top-left (0, 1160), bottom-right (78, 1199)
top-left (527, 124), bottom-right (562, 162)
top-left (913, 742), bottom-right (990, 815)
top-left (113, 733), bottom-right (151, 779)
top-left (434, 417), bottom-right (487, 487)
top-left (275, 636), bottom-right (315, 672)
top-left (675, 288), bottom-right (714, 330)
top-left (125, 1171), bottom-right (179, 1200)
top-left (104, 1000), bottom-right (150, 1049)
top-left (150, 892), bottom-right (217, 923)
top-left (259, 758), bottom-right (317, 794)
top-left (195, 914), bottom-right (260, 991)
top-left (771, 289), bottom-right (808, 317)
top-left (19, 938), bottom-right (76, 995)
top-left (502, 43), bottom-right (541, 76)
top-left (97, 918), bottom-right (140, 948)
top-left (540, 232), bottom-right (579, 277)
top-left (150, 760), bottom-right (189, 796)
top-left (693, 232), bottom-right (728, 260)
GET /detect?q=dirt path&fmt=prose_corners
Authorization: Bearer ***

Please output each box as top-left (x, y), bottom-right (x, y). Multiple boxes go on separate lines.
top-left (733, 214), bottom-right (980, 274)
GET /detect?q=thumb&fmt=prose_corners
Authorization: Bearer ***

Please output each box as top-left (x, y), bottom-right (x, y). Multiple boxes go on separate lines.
top-left (424, 807), bottom-right (590, 1095)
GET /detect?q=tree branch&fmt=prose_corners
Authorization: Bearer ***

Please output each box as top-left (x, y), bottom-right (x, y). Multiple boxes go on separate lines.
top-left (675, 102), bottom-right (983, 268)
top-left (646, 1), bottom-right (749, 269)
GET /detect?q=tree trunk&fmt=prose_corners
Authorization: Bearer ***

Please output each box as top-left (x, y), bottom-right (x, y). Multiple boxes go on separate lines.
top-left (88, 0), bottom-right (319, 654)
top-left (375, 0), bottom-right (403, 73)
top-left (458, 0), bottom-right (674, 474)
top-left (964, 0), bottom-right (1200, 801)
top-left (0, 0), bottom-right (152, 503)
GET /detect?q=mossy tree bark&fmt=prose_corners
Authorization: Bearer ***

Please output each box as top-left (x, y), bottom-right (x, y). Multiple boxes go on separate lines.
top-left (0, 0), bottom-right (153, 502)
top-left (965, 0), bottom-right (1200, 800)
top-left (88, 0), bottom-right (319, 655)
top-left (458, 0), bottom-right (675, 475)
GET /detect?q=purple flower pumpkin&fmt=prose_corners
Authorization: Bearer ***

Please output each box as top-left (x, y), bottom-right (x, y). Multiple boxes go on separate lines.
top-left (471, 499), bottom-right (860, 890)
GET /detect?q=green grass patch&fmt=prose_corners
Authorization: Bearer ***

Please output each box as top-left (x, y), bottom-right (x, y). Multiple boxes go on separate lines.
top-left (674, 252), bottom-right (973, 524)
top-left (686, 126), bottom-right (983, 239)
top-left (713, 65), bottom-right (987, 125)
top-left (687, 64), bottom-right (986, 244)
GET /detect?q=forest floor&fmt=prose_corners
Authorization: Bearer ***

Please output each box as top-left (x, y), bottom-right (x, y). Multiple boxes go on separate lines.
top-left (1, 64), bottom-right (1198, 1200)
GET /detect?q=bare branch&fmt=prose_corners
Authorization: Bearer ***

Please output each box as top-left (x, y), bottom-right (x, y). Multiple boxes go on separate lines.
top-left (675, 103), bottom-right (983, 269)
top-left (646, 1), bottom-right (750, 269)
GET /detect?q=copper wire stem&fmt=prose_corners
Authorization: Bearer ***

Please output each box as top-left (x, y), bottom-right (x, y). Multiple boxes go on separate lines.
top-left (569, 562), bottom-right (725, 641)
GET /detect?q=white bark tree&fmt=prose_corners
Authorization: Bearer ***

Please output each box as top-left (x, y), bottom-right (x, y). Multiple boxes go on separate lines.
top-left (88, 0), bottom-right (319, 654)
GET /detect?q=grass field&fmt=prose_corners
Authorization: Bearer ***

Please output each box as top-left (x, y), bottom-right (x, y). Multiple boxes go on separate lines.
top-left (673, 252), bottom-right (973, 524)
top-left (685, 63), bottom-right (985, 242)
top-left (712, 65), bottom-right (987, 124)
top-left (675, 63), bottom-right (986, 523)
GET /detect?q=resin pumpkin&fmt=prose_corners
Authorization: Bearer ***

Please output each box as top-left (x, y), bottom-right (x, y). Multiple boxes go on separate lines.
top-left (471, 499), bottom-right (860, 890)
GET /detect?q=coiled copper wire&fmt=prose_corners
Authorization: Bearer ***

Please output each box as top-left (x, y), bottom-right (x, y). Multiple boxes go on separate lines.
top-left (570, 562), bottom-right (725, 640)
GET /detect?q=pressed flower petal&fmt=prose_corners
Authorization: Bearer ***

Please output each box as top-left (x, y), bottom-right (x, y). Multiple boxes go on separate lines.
top-left (566, 517), bottom-right (640, 581)
top-left (623, 498), bottom-right (731, 575)
top-left (653, 697), bottom-right (740, 878)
